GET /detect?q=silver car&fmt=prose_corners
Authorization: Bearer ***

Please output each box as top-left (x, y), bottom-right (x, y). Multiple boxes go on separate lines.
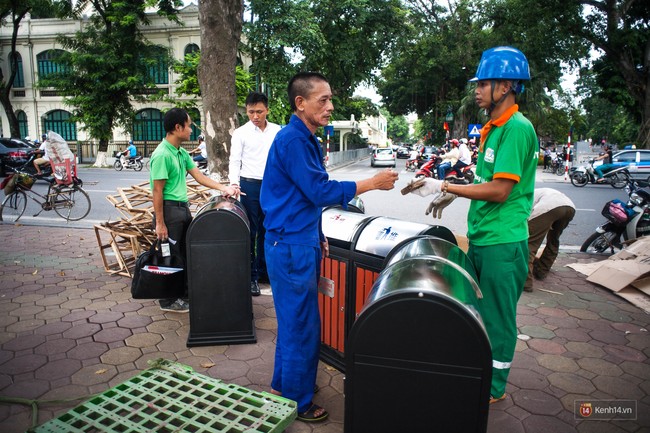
top-left (370, 147), bottom-right (396, 167)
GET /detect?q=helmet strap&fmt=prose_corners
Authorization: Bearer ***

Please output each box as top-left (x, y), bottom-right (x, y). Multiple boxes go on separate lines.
top-left (487, 80), bottom-right (512, 114)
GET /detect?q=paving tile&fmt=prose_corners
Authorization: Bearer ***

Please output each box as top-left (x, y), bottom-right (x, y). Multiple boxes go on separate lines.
top-left (1, 378), bottom-right (50, 399)
top-left (537, 354), bottom-right (580, 373)
top-left (87, 311), bottom-right (124, 324)
top-left (116, 315), bottom-right (152, 328)
top-left (555, 328), bottom-right (591, 342)
top-left (592, 376), bottom-right (645, 399)
top-left (486, 410), bottom-right (526, 433)
top-left (60, 310), bottom-right (95, 322)
top-left (35, 358), bottom-right (82, 380)
top-left (206, 358), bottom-right (251, 381)
top-left (70, 363), bottom-right (117, 386)
top-left (146, 319), bottom-right (182, 334)
top-left (520, 325), bottom-right (556, 339)
top-left (603, 345), bottom-right (646, 362)
top-left (67, 342), bottom-right (109, 360)
top-left (512, 389), bottom-right (563, 415)
top-left (100, 346), bottom-right (142, 365)
top-left (588, 329), bottom-right (630, 345)
top-left (33, 321), bottom-right (72, 336)
top-left (565, 342), bottom-right (606, 358)
top-left (577, 357), bottom-right (623, 377)
top-left (508, 367), bottom-right (549, 390)
top-left (124, 332), bottom-right (162, 348)
top-left (93, 327), bottom-right (132, 343)
top-left (521, 413), bottom-right (577, 433)
top-left (0, 354), bottom-right (48, 375)
top-left (548, 372), bottom-right (596, 394)
top-left (34, 338), bottom-right (76, 356)
top-left (527, 339), bottom-right (566, 355)
top-left (225, 344), bottom-right (264, 361)
top-left (2, 334), bottom-right (45, 351)
top-left (62, 322), bottom-right (101, 339)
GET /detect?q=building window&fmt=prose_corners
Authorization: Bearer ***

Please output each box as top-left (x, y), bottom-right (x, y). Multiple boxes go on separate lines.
top-left (147, 47), bottom-right (169, 85)
top-left (184, 44), bottom-right (200, 57)
top-left (9, 52), bottom-right (24, 88)
top-left (36, 49), bottom-right (67, 79)
top-left (187, 108), bottom-right (201, 140)
top-left (43, 110), bottom-right (77, 141)
top-left (133, 109), bottom-right (163, 142)
top-left (17, 110), bottom-right (28, 139)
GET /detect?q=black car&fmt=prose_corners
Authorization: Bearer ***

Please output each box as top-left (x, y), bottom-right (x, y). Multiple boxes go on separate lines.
top-left (0, 138), bottom-right (32, 176)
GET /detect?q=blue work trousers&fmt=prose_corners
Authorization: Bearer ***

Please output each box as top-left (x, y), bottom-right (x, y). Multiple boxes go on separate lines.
top-left (265, 240), bottom-right (321, 413)
top-left (241, 178), bottom-right (266, 281)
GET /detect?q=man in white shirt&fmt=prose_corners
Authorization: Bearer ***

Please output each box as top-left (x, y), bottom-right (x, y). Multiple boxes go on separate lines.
top-left (33, 134), bottom-right (50, 176)
top-left (451, 138), bottom-right (473, 180)
top-left (525, 188), bottom-right (575, 292)
top-left (229, 92), bottom-right (281, 296)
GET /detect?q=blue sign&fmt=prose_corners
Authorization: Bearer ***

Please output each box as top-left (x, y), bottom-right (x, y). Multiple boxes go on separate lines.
top-left (324, 125), bottom-right (334, 136)
top-left (468, 124), bottom-right (482, 138)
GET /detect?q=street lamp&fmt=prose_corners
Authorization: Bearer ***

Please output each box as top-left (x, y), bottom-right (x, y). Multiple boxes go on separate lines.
top-left (141, 111), bottom-right (148, 156)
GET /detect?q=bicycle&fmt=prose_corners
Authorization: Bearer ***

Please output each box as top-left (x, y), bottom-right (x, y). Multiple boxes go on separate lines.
top-left (1, 171), bottom-right (91, 223)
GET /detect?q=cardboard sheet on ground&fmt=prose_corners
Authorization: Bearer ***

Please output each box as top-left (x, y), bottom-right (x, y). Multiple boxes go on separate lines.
top-left (566, 236), bottom-right (650, 313)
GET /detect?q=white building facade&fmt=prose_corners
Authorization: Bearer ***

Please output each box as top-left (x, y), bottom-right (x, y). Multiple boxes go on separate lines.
top-left (0, 4), bottom-right (246, 147)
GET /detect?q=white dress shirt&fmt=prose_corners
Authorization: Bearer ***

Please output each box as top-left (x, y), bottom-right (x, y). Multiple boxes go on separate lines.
top-left (228, 120), bottom-right (281, 184)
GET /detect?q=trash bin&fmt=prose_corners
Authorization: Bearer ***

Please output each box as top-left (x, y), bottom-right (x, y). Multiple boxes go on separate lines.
top-left (345, 238), bottom-right (491, 433)
top-left (319, 209), bottom-right (457, 371)
top-left (185, 196), bottom-right (256, 346)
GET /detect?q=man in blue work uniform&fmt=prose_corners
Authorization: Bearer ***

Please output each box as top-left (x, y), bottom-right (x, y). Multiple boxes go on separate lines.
top-left (261, 72), bottom-right (398, 423)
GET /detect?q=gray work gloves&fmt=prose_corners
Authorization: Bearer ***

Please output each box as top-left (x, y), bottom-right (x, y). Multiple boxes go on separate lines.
top-left (425, 193), bottom-right (458, 219)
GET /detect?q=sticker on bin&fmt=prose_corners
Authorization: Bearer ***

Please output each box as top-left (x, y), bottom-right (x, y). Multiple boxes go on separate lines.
top-left (142, 265), bottom-right (183, 275)
top-left (318, 276), bottom-right (335, 297)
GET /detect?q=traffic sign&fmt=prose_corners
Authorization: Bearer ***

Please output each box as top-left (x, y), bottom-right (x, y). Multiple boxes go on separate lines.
top-left (324, 125), bottom-right (334, 136)
top-left (468, 124), bottom-right (482, 137)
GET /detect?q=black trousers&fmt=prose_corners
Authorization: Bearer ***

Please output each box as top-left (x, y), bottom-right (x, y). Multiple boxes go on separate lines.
top-left (153, 203), bottom-right (192, 305)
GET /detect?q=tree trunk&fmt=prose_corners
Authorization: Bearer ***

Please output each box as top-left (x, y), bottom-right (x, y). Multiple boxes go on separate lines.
top-left (0, 88), bottom-right (20, 137)
top-left (198, 0), bottom-right (243, 182)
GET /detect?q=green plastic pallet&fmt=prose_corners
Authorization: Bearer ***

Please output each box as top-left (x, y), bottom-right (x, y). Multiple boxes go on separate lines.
top-left (34, 359), bottom-right (297, 433)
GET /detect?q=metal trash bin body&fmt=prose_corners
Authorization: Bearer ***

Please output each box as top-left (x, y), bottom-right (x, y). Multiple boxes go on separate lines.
top-left (319, 209), bottom-right (457, 371)
top-left (186, 196), bottom-right (256, 346)
top-left (345, 252), bottom-right (491, 433)
top-left (319, 207), bottom-right (374, 369)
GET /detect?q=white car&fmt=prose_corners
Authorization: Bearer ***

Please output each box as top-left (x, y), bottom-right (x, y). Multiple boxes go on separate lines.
top-left (370, 147), bottom-right (396, 167)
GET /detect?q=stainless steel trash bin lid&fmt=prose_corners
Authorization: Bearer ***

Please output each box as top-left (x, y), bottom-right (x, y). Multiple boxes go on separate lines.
top-left (363, 256), bottom-right (483, 325)
top-left (354, 217), bottom-right (433, 257)
top-left (322, 208), bottom-right (374, 244)
top-left (195, 196), bottom-right (249, 229)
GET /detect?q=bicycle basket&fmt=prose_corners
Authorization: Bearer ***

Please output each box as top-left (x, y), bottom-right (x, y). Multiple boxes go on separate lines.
top-left (16, 173), bottom-right (35, 190)
top-left (1, 174), bottom-right (16, 195)
top-left (602, 200), bottom-right (629, 224)
top-left (51, 158), bottom-right (77, 185)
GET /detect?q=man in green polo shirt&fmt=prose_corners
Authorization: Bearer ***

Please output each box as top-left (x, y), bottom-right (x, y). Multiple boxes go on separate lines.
top-left (150, 108), bottom-right (238, 312)
top-left (406, 46), bottom-right (537, 403)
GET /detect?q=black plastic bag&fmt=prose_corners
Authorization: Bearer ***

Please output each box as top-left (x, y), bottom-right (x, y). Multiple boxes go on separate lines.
top-left (131, 241), bottom-right (185, 299)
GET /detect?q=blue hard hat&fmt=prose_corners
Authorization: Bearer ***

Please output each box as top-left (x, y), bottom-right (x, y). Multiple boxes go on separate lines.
top-left (469, 46), bottom-right (530, 82)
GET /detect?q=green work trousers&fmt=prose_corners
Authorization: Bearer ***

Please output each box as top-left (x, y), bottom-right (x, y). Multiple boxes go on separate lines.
top-left (468, 240), bottom-right (527, 398)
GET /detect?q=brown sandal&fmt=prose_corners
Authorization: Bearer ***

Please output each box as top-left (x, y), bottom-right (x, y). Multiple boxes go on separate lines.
top-left (297, 403), bottom-right (329, 422)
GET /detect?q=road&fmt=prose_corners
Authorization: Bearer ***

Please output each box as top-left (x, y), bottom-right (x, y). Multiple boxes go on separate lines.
top-left (2, 160), bottom-right (629, 248)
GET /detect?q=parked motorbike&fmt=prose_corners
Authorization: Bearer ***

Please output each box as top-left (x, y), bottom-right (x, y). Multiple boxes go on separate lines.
top-left (415, 155), bottom-right (475, 184)
top-left (581, 177), bottom-right (650, 254)
top-left (543, 157), bottom-right (566, 176)
top-left (570, 160), bottom-right (629, 189)
top-left (113, 151), bottom-right (143, 171)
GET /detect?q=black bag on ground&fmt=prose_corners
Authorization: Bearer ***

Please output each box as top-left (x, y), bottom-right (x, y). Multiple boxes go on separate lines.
top-left (131, 241), bottom-right (185, 299)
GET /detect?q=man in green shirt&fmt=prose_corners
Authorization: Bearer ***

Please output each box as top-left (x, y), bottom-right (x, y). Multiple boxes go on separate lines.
top-left (150, 108), bottom-right (238, 312)
top-left (407, 46), bottom-right (537, 403)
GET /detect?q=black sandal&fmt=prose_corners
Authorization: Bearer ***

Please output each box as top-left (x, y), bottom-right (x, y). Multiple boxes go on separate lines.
top-left (297, 403), bottom-right (329, 422)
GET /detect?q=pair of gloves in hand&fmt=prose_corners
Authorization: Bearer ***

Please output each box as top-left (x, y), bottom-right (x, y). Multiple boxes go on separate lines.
top-left (407, 178), bottom-right (458, 219)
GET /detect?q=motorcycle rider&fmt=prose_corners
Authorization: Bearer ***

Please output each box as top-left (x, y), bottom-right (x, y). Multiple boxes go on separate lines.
top-left (33, 134), bottom-right (50, 176)
top-left (437, 139), bottom-right (460, 179)
top-left (594, 144), bottom-right (614, 182)
top-left (406, 147), bottom-right (420, 169)
top-left (189, 135), bottom-right (207, 164)
top-left (120, 140), bottom-right (138, 166)
top-left (451, 138), bottom-right (472, 181)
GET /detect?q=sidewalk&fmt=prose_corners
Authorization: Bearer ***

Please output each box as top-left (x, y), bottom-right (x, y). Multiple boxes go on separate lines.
top-left (0, 224), bottom-right (648, 433)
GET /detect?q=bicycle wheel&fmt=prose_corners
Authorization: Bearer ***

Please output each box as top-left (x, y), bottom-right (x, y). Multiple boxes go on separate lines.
top-left (53, 185), bottom-right (91, 221)
top-left (1, 190), bottom-right (27, 223)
